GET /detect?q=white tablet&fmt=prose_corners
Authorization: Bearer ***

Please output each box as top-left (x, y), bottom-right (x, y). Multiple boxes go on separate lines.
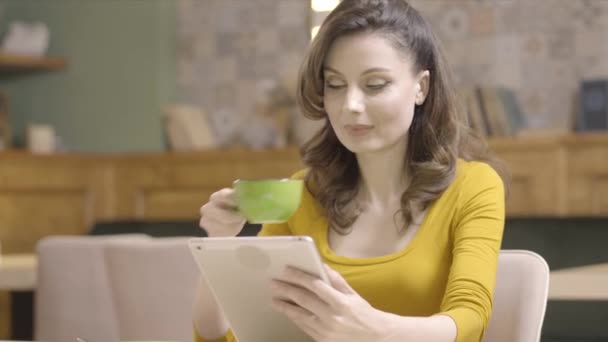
top-left (188, 236), bottom-right (329, 342)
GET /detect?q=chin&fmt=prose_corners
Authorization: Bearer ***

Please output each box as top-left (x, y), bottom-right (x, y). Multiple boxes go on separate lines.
top-left (339, 139), bottom-right (385, 154)
top-left (337, 134), bottom-right (408, 156)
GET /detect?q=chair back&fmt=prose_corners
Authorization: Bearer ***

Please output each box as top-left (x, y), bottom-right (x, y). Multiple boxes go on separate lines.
top-left (35, 234), bottom-right (149, 342)
top-left (483, 250), bottom-right (550, 342)
top-left (103, 237), bottom-right (199, 342)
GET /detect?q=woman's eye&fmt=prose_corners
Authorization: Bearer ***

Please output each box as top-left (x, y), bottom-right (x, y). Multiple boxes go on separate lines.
top-left (367, 82), bottom-right (388, 90)
top-left (325, 82), bottom-right (345, 89)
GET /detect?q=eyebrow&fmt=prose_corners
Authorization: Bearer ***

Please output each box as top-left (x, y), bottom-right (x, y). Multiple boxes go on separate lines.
top-left (323, 66), bottom-right (391, 76)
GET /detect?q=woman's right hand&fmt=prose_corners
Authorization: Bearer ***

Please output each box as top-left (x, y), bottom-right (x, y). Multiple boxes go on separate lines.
top-left (199, 188), bottom-right (247, 237)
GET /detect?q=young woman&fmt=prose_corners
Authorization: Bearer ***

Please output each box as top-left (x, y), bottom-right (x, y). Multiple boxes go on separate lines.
top-left (195, 0), bottom-right (507, 341)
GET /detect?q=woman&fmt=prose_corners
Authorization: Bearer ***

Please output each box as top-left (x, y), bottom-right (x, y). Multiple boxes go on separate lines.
top-left (195, 0), bottom-right (507, 341)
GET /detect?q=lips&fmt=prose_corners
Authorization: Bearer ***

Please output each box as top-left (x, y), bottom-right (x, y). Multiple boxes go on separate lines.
top-left (345, 124), bottom-right (374, 136)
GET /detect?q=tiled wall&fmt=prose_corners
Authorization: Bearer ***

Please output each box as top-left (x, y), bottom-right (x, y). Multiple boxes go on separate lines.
top-left (176, 0), bottom-right (311, 147)
top-left (402, 0), bottom-right (608, 131)
top-left (177, 0), bottom-right (608, 144)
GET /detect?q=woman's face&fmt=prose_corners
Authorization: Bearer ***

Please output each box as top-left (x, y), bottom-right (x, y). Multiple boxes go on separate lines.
top-left (323, 33), bottom-right (429, 154)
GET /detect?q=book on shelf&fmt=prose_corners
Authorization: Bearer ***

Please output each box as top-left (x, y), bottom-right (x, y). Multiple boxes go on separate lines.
top-left (458, 86), bottom-right (525, 138)
top-left (498, 87), bottom-right (526, 134)
top-left (479, 87), bottom-right (511, 136)
top-left (458, 87), bottom-right (487, 137)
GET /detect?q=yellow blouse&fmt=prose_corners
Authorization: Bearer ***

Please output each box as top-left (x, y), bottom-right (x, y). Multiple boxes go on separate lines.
top-left (195, 159), bottom-right (505, 342)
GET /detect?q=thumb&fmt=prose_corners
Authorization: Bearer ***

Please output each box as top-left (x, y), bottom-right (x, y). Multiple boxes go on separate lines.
top-left (324, 264), bottom-right (353, 294)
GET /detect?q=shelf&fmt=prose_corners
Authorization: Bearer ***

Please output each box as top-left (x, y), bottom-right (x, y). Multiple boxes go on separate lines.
top-left (0, 52), bottom-right (67, 73)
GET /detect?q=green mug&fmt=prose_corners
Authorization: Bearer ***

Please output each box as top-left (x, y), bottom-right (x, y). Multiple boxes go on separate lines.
top-left (233, 179), bottom-right (303, 223)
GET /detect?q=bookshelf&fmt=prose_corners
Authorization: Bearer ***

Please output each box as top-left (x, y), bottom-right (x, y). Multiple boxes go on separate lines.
top-left (0, 52), bottom-right (68, 149)
top-left (0, 52), bottom-right (67, 73)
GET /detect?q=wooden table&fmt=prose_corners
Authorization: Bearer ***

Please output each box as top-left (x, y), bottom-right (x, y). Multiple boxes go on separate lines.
top-left (0, 254), bottom-right (37, 291)
top-left (549, 263), bottom-right (608, 301)
top-left (0, 254), bottom-right (37, 340)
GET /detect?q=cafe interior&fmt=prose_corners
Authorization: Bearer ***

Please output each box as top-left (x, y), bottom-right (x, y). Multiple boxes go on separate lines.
top-left (0, 0), bottom-right (607, 341)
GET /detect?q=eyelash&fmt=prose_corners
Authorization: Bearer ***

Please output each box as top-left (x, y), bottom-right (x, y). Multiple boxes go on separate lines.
top-left (325, 83), bottom-right (344, 90)
top-left (324, 82), bottom-right (389, 91)
top-left (367, 83), bottom-right (387, 91)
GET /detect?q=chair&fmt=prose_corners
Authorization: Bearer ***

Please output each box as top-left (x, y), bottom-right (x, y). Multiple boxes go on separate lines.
top-left (103, 237), bottom-right (199, 342)
top-left (483, 250), bottom-right (550, 342)
top-left (35, 234), bottom-right (150, 342)
top-left (35, 235), bottom-right (198, 342)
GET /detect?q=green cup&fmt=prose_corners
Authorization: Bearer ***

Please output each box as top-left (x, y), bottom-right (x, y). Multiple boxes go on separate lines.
top-left (233, 179), bottom-right (303, 223)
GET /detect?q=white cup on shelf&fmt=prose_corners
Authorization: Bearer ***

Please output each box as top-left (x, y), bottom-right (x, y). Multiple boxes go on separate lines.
top-left (26, 123), bottom-right (56, 154)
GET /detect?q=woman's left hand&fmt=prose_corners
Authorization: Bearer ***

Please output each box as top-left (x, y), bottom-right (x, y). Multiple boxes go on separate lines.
top-left (270, 264), bottom-right (395, 342)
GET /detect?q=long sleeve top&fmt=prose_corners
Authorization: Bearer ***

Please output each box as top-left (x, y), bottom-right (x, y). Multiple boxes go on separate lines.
top-left (195, 159), bottom-right (505, 342)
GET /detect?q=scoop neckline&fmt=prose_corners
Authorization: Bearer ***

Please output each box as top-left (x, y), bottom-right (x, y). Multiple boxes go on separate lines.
top-left (316, 201), bottom-right (437, 266)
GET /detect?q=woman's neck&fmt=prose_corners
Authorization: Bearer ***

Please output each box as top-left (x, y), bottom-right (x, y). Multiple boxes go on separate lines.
top-left (356, 140), bottom-right (409, 209)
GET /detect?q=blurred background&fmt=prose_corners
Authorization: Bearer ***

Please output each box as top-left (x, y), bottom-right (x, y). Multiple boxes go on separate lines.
top-left (0, 0), bottom-right (607, 341)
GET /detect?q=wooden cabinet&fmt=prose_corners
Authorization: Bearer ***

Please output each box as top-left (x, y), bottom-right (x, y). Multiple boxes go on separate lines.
top-left (489, 136), bottom-right (568, 216)
top-left (0, 153), bottom-right (110, 253)
top-left (488, 133), bottom-right (608, 217)
top-left (1, 134), bottom-right (607, 253)
top-left (0, 148), bottom-right (303, 253)
top-left (563, 134), bottom-right (608, 216)
top-left (111, 148), bottom-right (303, 220)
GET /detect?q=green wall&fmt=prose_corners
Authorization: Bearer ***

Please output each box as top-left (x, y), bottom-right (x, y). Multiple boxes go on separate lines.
top-left (0, 0), bottom-right (176, 152)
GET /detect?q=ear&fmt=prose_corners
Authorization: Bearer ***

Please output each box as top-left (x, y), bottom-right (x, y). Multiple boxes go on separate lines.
top-left (415, 70), bottom-right (430, 106)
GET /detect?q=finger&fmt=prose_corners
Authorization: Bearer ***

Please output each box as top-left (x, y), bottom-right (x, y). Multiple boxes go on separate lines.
top-left (279, 267), bottom-right (345, 309)
top-left (325, 264), bottom-right (354, 294)
top-left (199, 216), bottom-right (234, 233)
top-left (271, 279), bottom-right (331, 319)
top-left (272, 298), bottom-right (323, 341)
top-left (199, 215), bottom-right (222, 232)
top-left (199, 210), bottom-right (242, 230)
top-left (199, 215), bottom-right (239, 234)
top-left (209, 188), bottom-right (238, 209)
top-left (200, 202), bottom-right (245, 225)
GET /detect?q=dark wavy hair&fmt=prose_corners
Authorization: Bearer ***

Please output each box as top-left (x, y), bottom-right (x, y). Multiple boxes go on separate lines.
top-left (297, 0), bottom-right (508, 234)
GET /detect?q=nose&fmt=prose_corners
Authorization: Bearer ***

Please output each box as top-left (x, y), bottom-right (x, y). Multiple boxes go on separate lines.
top-left (343, 87), bottom-right (365, 114)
